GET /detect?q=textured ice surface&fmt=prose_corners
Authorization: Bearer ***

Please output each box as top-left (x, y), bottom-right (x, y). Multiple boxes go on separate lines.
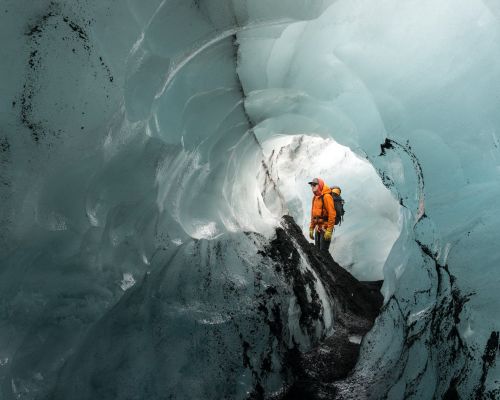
top-left (261, 134), bottom-right (401, 281)
top-left (1, 0), bottom-right (500, 399)
top-left (237, 1), bottom-right (500, 397)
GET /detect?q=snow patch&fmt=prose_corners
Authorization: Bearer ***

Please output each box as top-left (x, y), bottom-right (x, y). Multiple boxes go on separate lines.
top-left (349, 335), bottom-right (362, 344)
top-left (120, 273), bottom-right (136, 291)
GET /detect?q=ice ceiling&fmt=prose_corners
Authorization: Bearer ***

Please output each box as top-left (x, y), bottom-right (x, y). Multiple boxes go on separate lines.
top-left (1, 0), bottom-right (500, 399)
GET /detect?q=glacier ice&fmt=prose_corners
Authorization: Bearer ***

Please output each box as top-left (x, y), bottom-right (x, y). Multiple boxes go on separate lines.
top-left (1, 0), bottom-right (500, 399)
top-left (261, 134), bottom-right (402, 281)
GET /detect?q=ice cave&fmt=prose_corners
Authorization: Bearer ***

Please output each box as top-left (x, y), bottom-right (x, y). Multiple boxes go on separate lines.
top-left (1, 0), bottom-right (499, 399)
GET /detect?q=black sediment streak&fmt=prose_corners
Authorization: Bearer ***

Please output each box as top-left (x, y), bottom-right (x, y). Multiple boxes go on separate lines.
top-left (378, 138), bottom-right (425, 219)
top-left (99, 56), bottom-right (114, 83)
top-left (0, 137), bottom-right (10, 153)
top-left (416, 239), bottom-right (438, 260)
top-left (230, 33), bottom-right (286, 212)
top-left (261, 216), bottom-right (383, 399)
top-left (376, 139), bottom-right (474, 398)
top-left (231, 34), bottom-right (253, 127)
top-left (443, 376), bottom-right (460, 400)
top-left (63, 16), bottom-right (88, 42)
top-left (408, 238), bottom-right (477, 399)
top-left (0, 136), bottom-right (11, 189)
top-left (264, 226), bottom-right (323, 337)
top-left (379, 138), bottom-right (394, 155)
top-left (475, 331), bottom-right (499, 399)
top-left (20, 3), bottom-right (112, 143)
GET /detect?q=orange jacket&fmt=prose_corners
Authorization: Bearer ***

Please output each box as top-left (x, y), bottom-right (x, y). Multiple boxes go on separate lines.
top-left (310, 183), bottom-right (336, 231)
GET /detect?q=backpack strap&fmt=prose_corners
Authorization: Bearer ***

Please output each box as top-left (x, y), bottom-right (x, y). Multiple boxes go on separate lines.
top-left (320, 192), bottom-right (333, 221)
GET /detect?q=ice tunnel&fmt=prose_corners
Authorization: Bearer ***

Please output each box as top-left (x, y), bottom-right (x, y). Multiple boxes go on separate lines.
top-left (1, 0), bottom-right (500, 399)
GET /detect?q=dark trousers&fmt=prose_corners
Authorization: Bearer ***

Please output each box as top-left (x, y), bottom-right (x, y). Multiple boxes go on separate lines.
top-left (314, 230), bottom-right (331, 254)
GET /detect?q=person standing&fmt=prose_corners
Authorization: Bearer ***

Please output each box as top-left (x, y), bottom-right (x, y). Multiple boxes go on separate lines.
top-left (308, 177), bottom-right (336, 254)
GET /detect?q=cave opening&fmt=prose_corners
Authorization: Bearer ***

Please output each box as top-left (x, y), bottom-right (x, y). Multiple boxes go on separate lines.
top-left (259, 133), bottom-right (402, 282)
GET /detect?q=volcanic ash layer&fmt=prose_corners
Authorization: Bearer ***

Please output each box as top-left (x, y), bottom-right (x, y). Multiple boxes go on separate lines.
top-left (262, 216), bottom-right (383, 400)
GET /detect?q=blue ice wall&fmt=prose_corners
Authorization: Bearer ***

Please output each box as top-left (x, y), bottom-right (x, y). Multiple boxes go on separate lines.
top-left (238, 1), bottom-right (500, 397)
top-left (1, 0), bottom-right (499, 399)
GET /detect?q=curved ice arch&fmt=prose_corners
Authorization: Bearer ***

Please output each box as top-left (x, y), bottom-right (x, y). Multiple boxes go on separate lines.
top-left (1, 0), bottom-right (500, 399)
top-left (238, 0), bottom-right (500, 397)
top-left (0, 1), bottom-right (337, 399)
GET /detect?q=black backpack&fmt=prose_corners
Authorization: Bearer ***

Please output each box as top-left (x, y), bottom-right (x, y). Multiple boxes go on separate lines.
top-left (332, 192), bottom-right (345, 225)
top-left (321, 187), bottom-right (345, 226)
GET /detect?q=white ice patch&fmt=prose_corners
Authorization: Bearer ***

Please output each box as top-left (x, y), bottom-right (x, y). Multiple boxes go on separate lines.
top-left (461, 322), bottom-right (475, 339)
top-left (438, 242), bottom-right (452, 267)
top-left (0, 358), bottom-right (8, 367)
top-left (407, 306), bottom-right (432, 325)
top-left (197, 314), bottom-right (231, 325)
top-left (120, 273), bottom-right (136, 291)
top-left (349, 335), bottom-right (362, 345)
top-left (287, 297), bottom-right (311, 348)
top-left (230, 274), bottom-right (248, 289)
top-left (305, 285), bottom-right (312, 302)
top-left (103, 129), bottom-right (112, 148)
top-left (171, 238), bottom-right (183, 246)
top-left (86, 207), bottom-right (99, 227)
top-left (191, 221), bottom-right (219, 239)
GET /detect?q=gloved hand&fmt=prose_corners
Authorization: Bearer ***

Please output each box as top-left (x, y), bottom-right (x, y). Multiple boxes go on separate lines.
top-left (309, 228), bottom-right (314, 240)
top-left (324, 229), bottom-right (333, 241)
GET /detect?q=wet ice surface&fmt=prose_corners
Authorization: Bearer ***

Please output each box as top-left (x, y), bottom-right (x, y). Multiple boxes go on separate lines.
top-left (1, 0), bottom-right (500, 399)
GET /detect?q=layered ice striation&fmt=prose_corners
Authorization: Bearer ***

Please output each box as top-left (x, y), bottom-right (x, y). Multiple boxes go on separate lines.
top-left (1, 0), bottom-right (500, 399)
